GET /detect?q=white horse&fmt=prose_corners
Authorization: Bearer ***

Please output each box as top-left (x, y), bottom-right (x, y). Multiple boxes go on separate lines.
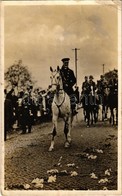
top-left (49, 66), bottom-right (72, 151)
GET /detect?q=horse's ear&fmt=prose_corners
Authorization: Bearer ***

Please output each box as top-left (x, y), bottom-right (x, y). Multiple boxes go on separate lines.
top-left (57, 66), bottom-right (60, 72)
top-left (50, 66), bottom-right (53, 72)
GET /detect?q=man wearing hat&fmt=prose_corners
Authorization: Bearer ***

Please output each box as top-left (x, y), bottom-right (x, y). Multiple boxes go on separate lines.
top-left (89, 75), bottom-right (96, 95)
top-left (108, 72), bottom-right (118, 95)
top-left (60, 58), bottom-right (77, 115)
top-left (97, 75), bottom-right (107, 95)
top-left (21, 92), bottom-right (33, 134)
top-left (82, 76), bottom-right (91, 95)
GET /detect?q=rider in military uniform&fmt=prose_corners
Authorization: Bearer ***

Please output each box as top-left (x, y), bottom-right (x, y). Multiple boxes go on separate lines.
top-left (81, 76), bottom-right (91, 120)
top-left (97, 75), bottom-right (108, 100)
top-left (60, 58), bottom-right (78, 115)
top-left (108, 73), bottom-right (118, 95)
top-left (81, 76), bottom-right (91, 105)
top-left (88, 75), bottom-right (96, 95)
top-left (82, 76), bottom-right (91, 95)
top-left (97, 75), bottom-right (107, 94)
top-left (108, 72), bottom-right (118, 125)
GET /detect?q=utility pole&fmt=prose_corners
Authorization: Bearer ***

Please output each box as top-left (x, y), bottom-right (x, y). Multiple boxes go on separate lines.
top-left (102, 64), bottom-right (105, 75)
top-left (72, 48), bottom-right (80, 86)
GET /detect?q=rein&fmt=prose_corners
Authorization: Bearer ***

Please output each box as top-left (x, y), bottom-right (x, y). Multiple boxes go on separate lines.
top-left (54, 91), bottom-right (66, 109)
top-left (50, 68), bottom-right (66, 112)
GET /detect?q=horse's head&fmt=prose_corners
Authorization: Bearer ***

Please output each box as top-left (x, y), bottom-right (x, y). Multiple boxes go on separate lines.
top-left (50, 66), bottom-right (63, 93)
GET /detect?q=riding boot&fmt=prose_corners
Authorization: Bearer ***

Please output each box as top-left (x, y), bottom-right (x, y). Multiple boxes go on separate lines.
top-left (28, 124), bottom-right (32, 133)
top-left (21, 125), bottom-right (26, 134)
top-left (71, 104), bottom-right (78, 116)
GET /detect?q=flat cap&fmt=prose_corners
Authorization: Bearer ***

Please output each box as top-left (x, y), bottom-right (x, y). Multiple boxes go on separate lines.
top-left (61, 58), bottom-right (70, 62)
top-left (89, 75), bottom-right (94, 79)
top-left (100, 75), bottom-right (104, 78)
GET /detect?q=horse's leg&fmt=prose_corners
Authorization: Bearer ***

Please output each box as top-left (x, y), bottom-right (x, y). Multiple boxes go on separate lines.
top-left (105, 106), bottom-right (107, 119)
top-left (109, 108), bottom-right (112, 124)
top-left (109, 108), bottom-right (113, 125)
top-left (86, 108), bottom-right (90, 127)
top-left (113, 108), bottom-right (117, 125)
top-left (96, 105), bottom-right (99, 122)
top-left (64, 116), bottom-right (72, 148)
top-left (67, 116), bottom-right (72, 143)
top-left (94, 107), bottom-right (97, 124)
top-left (83, 108), bottom-right (86, 122)
top-left (49, 115), bottom-right (57, 151)
top-left (98, 104), bottom-right (102, 121)
top-left (103, 105), bottom-right (107, 121)
top-left (113, 108), bottom-right (115, 125)
top-left (91, 109), bottom-right (93, 125)
top-left (102, 105), bottom-right (105, 121)
top-left (116, 108), bottom-right (118, 126)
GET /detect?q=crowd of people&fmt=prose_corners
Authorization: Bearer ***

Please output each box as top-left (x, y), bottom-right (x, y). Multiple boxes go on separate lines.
top-left (4, 86), bottom-right (53, 141)
top-left (4, 57), bottom-right (118, 141)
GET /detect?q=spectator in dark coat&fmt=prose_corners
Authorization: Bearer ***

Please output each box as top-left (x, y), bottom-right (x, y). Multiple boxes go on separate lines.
top-left (21, 92), bottom-right (33, 134)
top-left (11, 90), bottom-right (18, 125)
top-left (4, 90), bottom-right (13, 141)
top-left (17, 91), bottom-right (24, 129)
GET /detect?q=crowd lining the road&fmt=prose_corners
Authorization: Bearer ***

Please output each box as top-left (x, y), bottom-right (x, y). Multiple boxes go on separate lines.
top-left (4, 72), bottom-right (118, 141)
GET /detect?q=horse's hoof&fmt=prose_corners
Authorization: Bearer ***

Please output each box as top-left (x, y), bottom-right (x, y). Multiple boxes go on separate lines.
top-left (64, 141), bottom-right (70, 148)
top-left (67, 137), bottom-right (72, 144)
top-left (68, 139), bottom-right (72, 144)
top-left (48, 147), bottom-right (54, 152)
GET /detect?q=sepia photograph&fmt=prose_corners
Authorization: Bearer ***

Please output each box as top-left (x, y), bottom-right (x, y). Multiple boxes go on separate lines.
top-left (0, 0), bottom-right (122, 195)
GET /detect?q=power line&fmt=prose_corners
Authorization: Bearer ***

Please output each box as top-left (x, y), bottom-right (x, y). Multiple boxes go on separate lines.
top-left (102, 64), bottom-right (105, 75)
top-left (72, 48), bottom-right (80, 86)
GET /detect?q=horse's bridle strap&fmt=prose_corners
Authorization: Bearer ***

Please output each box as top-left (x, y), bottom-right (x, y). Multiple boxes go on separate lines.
top-left (54, 92), bottom-right (66, 109)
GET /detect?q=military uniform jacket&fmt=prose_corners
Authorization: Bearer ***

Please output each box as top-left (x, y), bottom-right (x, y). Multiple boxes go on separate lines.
top-left (82, 81), bottom-right (91, 95)
top-left (60, 67), bottom-right (76, 95)
top-left (97, 80), bottom-right (107, 94)
top-left (108, 79), bottom-right (118, 95)
top-left (89, 81), bottom-right (96, 95)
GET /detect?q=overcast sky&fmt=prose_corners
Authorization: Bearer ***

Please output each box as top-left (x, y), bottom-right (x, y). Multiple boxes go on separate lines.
top-left (4, 3), bottom-right (118, 89)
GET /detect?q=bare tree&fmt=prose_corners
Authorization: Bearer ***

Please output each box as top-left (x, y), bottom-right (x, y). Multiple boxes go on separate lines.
top-left (104, 69), bottom-right (118, 82)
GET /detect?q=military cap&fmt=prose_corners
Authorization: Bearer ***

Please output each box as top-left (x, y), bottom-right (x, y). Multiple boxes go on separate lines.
top-left (89, 75), bottom-right (94, 79)
top-left (100, 75), bottom-right (104, 78)
top-left (61, 58), bottom-right (70, 62)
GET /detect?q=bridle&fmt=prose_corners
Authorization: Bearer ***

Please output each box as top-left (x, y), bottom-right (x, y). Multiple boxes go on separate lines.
top-left (50, 72), bottom-right (63, 92)
top-left (50, 70), bottom-right (66, 110)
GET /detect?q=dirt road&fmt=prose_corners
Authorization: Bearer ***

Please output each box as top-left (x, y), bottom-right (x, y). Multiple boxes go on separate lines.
top-left (4, 108), bottom-right (117, 190)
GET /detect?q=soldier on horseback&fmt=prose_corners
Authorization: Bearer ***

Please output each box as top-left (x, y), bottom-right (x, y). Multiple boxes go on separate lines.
top-left (81, 75), bottom-right (98, 127)
top-left (97, 75), bottom-right (108, 120)
top-left (88, 75), bottom-right (96, 95)
top-left (82, 76), bottom-right (91, 95)
top-left (108, 73), bottom-right (118, 125)
top-left (108, 73), bottom-right (118, 95)
top-left (81, 76), bottom-right (91, 108)
top-left (60, 58), bottom-right (78, 116)
top-left (97, 75), bottom-right (107, 94)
